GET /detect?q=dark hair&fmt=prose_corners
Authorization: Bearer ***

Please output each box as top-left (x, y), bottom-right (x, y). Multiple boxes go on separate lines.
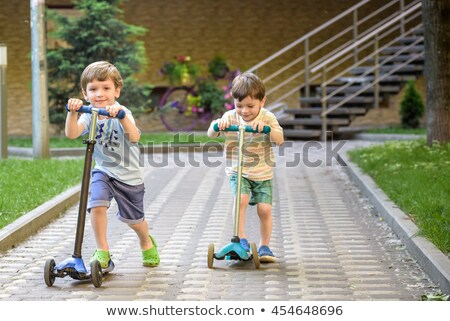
top-left (230, 72), bottom-right (265, 101)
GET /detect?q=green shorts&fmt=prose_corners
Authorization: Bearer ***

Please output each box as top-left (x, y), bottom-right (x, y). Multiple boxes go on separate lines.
top-left (229, 175), bottom-right (272, 206)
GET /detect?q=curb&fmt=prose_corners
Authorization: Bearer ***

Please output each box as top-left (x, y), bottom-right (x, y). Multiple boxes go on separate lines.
top-left (0, 185), bottom-right (81, 252)
top-left (338, 152), bottom-right (450, 293)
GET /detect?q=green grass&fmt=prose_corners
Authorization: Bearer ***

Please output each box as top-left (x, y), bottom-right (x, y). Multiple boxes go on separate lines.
top-left (8, 132), bottom-right (224, 148)
top-left (0, 158), bottom-right (84, 229)
top-left (364, 126), bottom-right (426, 135)
top-left (348, 139), bottom-right (450, 254)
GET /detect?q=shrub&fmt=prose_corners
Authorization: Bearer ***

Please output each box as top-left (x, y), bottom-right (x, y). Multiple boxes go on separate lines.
top-left (47, 0), bottom-right (152, 133)
top-left (400, 80), bottom-right (424, 129)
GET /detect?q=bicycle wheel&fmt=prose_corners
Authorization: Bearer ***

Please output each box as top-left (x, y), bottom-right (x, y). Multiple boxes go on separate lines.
top-left (158, 86), bottom-right (199, 131)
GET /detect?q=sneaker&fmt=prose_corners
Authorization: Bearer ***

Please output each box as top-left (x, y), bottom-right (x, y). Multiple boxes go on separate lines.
top-left (240, 238), bottom-right (250, 252)
top-left (142, 235), bottom-right (160, 267)
top-left (90, 249), bottom-right (113, 269)
top-left (258, 245), bottom-right (276, 263)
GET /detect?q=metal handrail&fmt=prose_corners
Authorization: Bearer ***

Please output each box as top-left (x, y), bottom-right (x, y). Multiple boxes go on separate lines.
top-left (323, 28), bottom-right (423, 99)
top-left (311, 2), bottom-right (421, 74)
top-left (322, 50), bottom-right (423, 117)
top-left (246, 0), bottom-right (420, 107)
top-left (246, 0), bottom-right (371, 74)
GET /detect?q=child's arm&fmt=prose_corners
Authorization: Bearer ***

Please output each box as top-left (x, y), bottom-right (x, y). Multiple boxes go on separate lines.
top-left (207, 118), bottom-right (231, 137)
top-left (65, 98), bottom-right (86, 139)
top-left (269, 122), bottom-right (284, 146)
top-left (106, 105), bottom-right (141, 143)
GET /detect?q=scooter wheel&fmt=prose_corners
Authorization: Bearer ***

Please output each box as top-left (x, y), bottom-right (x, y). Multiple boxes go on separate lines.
top-left (44, 258), bottom-right (56, 286)
top-left (250, 243), bottom-right (260, 269)
top-left (90, 260), bottom-right (103, 288)
top-left (207, 243), bottom-right (214, 268)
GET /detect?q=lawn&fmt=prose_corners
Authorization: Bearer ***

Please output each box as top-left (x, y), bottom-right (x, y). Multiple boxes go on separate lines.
top-left (364, 126), bottom-right (426, 135)
top-left (348, 139), bottom-right (450, 254)
top-left (8, 132), bottom-right (224, 148)
top-left (0, 158), bottom-right (84, 229)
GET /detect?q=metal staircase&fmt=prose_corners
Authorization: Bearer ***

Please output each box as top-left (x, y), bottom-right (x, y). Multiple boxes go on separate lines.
top-left (246, 0), bottom-right (423, 140)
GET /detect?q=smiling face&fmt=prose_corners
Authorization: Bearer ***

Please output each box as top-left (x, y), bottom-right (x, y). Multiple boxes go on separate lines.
top-left (234, 95), bottom-right (266, 122)
top-left (82, 78), bottom-right (121, 108)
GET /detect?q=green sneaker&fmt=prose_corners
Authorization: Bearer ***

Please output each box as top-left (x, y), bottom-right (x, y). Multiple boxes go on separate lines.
top-left (142, 235), bottom-right (160, 267)
top-left (90, 250), bottom-right (112, 269)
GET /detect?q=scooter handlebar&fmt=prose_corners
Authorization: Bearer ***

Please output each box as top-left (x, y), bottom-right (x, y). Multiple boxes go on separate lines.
top-left (65, 105), bottom-right (126, 119)
top-left (213, 123), bottom-right (271, 134)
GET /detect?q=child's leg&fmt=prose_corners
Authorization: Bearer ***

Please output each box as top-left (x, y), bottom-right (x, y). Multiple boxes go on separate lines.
top-left (257, 203), bottom-right (272, 246)
top-left (128, 219), bottom-right (155, 251)
top-left (235, 194), bottom-right (250, 238)
top-left (90, 206), bottom-right (109, 251)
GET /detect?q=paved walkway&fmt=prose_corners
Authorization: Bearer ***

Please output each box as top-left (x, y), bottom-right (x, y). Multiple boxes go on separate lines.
top-left (0, 141), bottom-right (440, 300)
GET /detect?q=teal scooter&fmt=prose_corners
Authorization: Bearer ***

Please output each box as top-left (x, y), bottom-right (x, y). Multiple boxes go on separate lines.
top-left (44, 106), bottom-right (124, 288)
top-left (208, 123), bottom-right (270, 269)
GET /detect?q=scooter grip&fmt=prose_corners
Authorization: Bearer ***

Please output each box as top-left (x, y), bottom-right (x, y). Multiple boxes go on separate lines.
top-left (65, 105), bottom-right (126, 119)
top-left (213, 123), bottom-right (271, 134)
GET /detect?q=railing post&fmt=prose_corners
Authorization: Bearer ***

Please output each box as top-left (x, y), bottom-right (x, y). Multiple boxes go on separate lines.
top-left (400, 0), bottom-right (405, 35)
top-left (374, 34), bottom-right (380, 109)
top-left (0, 44), bottom-right (7, 159)
top-left (304, 38), bottom-right (310, 98)
top-left (321, 66), bottom-right (327, 143)
top-left (353, 8), bottom-right (359, 63)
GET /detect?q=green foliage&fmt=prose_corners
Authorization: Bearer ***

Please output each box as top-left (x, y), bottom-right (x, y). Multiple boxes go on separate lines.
top-left (0, 158), bottom-right (84, 229)
top-left (197, 80), bottom-right (229, 115)
top-left (208, 55), bottom-right (229, 80)
top-left (400, 80), bottom-right (424, 129)
top-left (349, 140), bottom-right (450, 253)
top-left (47, 0), bottom-right (152, 132)
top-left (160, 55), bottom-right (200, 85)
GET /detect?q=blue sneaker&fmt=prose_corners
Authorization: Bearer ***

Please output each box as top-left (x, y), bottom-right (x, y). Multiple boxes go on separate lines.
top-left (258, 245), bottom-right (276, 263)
top-left (240, 238), bottom-right (250, 252)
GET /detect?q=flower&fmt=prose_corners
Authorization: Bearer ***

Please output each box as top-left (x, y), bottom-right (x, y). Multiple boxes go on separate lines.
top-left (160, 55), bottom-right (200, 85)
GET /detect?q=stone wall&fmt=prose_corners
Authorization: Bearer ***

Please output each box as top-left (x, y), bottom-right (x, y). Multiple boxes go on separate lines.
top-left (0, 0), bottom-right (420, 135)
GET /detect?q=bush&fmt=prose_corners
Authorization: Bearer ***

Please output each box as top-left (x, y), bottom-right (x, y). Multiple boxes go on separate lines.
top-left (400, 80), bottom-right (424, 129)
top-left (47, 0), bottom-right (152, 133)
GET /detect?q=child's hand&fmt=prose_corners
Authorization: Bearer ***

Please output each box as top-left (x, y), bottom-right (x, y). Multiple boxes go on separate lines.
top-left (105, 104), bottom-right (124, 118)
top-left (216, 119), bottom-right (231, 131)
top-left (251, 120), bottom-right (268, 133)
top-left (67, 98), bottom-right (83, 113)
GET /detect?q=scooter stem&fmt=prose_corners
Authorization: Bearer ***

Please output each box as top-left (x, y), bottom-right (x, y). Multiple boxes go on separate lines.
top-left (233, 125), bottom-right (245, 240)
top-left (73, 110), bottom-right (98, 258)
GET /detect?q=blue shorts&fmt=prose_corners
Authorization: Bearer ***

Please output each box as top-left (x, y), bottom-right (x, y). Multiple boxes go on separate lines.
top-left (88, 170), bottom-right (145, 224)
top-left (229, 175), bottom-right (272, 206)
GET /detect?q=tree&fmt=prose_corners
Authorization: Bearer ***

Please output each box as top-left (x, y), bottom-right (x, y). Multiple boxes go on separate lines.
top-left (47, 0), bottom-right (152, 132)
top-left (422, 0), bottom-right (450, 144)
top-left (399, 80), bottom-right (424, 129)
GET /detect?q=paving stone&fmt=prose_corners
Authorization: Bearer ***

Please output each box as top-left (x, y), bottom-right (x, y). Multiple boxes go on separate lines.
top-left (0, 143), bottom-right (441, 300)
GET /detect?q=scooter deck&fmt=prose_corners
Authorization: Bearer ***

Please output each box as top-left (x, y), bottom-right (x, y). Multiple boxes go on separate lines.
top-left (53, 257), bottom-right (114, 280)
top-left (214, 242), bottom-right (252, 261)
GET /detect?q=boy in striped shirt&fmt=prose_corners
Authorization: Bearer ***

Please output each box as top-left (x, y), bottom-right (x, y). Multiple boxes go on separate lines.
top-left (207, 72), bottom-right (284, 262)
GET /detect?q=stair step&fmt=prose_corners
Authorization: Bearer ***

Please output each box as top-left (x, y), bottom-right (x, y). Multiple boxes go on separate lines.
top-left (350, 64), bottom-right (423, 75)
top-left (283, 129), bottom-right (321, 139)
top-left (301, 96), bottom-right (374, 105)
top-left (284, 107), bottom-right (366, 116)
top-left (367, 54), bottom-right (424, 64)
top-left (381, 45), bottom-right (424, 54)
top-left (321, 85), bottom-right (400, 94)
top-left (336, 74), bottom-right (417, 84)
top-left (395, 36), bottom-right (424, 44)
top-left (280, 118), bottom-right (350, 126)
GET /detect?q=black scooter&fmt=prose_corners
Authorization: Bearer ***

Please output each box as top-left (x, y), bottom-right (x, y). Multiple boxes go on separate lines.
top-left (44, 106), bottom-right (125, 288)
